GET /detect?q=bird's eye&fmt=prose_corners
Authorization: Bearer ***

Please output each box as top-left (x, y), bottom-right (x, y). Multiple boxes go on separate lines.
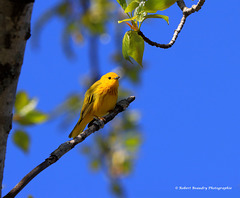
top-left (108, 77), bottom-right (111, 80)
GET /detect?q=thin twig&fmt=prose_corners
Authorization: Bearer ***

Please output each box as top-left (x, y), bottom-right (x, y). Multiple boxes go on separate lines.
top-left (3, 96), bottom-right (135, 198)
top-left (138, 0), bottom-right (206, 49)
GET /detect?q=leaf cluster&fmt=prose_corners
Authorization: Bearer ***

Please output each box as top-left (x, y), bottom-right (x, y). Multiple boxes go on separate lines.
top-left (117, 0), bottom-right (177, 66)
top-left (12, 91), bottom-right (48, 152)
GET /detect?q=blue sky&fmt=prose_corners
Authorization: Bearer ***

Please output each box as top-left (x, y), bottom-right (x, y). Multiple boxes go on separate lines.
top-left (2, 0), bottom-right (240, 198)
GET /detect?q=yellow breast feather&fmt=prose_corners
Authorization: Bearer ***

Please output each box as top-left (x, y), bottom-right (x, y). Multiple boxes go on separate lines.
top-left (69, 72), bottom-right (120, 138)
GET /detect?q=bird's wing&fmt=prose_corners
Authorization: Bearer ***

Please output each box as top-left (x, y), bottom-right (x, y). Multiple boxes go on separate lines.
top-left (79, 80), bottom-right (101, 122)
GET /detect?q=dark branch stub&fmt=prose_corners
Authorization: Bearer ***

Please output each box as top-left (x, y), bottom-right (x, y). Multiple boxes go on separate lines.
top-left (138, 0), bottom-right (205, 49)
top-left (3, 96), bottom-right (135, 198)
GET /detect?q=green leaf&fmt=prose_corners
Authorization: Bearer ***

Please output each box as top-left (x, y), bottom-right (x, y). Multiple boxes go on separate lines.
top-left (144, 0), bottom-right (177, 12)
top-left (116, 0), bottom-right (127, 10)
top-left (18, 110), bottom-right (48, 126)
top-left (143, 14), bottom-right (169, 24)
top-left (125, 136), bottom-right (141, 151)
top-left (118, 15), bottom-right (137, 23)
top-left (15, 91), bottom-right (29, 112)
top-left (122, 31), bottom-right (133, 63)
top-left (134, 1), bottom-right (147, 22)
top-left (122, 31), bottom-right (144, 66)
top-left (12, 130), bottom-right (30, 153)
top-left (125, 1), bottom-right (139, 13)
top-left (18, 98), bottom-right (38, 117)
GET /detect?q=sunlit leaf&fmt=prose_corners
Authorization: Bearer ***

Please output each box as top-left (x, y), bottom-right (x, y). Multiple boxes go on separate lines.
top-left (122, 31), bottom-right (144, 66)
top-left (18, 110), bottom-right (48, 126)
top-left (124, 1), bottom-right (139, 13)
top-left (125, 136), bottom-right (141, 151)
top-left (116, 0), bottom-right (127, 10)
top-left (15, 91), bottom-right (29, 112)
top-left (133, 1), bottom-right (147, 22)
top-left (144, 0), bottom-right (177, 12)
top-left (143, 14), bottom-right (169, 24)
top-left (12, 130), bottom-right (30, 153)
top-left (18, 98), bottom-right (38, 117)
top-left (28, 195), bottom-right (34, 198)
top-left (118, 16), bottom-right (137, 24)
top-left (14, 92), bottom-right (40, 117)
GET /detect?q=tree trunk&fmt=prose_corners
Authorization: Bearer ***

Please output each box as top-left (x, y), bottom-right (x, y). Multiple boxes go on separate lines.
top-left (0, 0), bottom-right (34, 197)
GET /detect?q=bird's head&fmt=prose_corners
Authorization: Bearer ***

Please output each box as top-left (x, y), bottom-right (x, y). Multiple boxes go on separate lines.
top-left (100, 72), bottom-right (120, 88)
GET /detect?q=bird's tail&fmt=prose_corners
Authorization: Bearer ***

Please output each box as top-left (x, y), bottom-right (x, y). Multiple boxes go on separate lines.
top-left (68, 116), bottom-right (92, 138)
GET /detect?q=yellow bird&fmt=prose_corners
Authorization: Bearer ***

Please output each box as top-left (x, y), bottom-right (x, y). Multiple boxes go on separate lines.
top-left (69, 72), bottom-right (120, 138)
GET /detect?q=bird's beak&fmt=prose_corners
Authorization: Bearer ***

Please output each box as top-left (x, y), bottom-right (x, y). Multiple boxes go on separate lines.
top-left (114, 76), bottom-right (120, 80)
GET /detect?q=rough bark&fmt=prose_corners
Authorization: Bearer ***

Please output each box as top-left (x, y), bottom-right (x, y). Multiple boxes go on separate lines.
top-left (0, 0), bottom-right (34, 197)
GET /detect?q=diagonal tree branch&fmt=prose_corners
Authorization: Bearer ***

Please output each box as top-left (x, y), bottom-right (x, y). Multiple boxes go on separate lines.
top-left (138, 0), bottom-right (206, 49)
top-left (3, 96), bottom-right (135, 198)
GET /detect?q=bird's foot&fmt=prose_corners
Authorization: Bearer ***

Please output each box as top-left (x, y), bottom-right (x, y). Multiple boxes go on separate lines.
top-left (95, 116), bottom-right (105, 129)
top-left (88, 116), bottom-right (106, 129)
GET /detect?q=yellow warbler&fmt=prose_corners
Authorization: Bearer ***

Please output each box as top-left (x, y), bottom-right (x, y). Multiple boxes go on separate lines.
top-left (69, 72), bottom-right (120, 138)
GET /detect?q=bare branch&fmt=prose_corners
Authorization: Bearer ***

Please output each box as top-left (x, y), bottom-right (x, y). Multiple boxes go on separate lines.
top-left (177, 0), bottom-right (205, 14)
top-left (138, 0), bottom-right (206, 49)
top-left (3, 96), bottom-right (135, 198)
